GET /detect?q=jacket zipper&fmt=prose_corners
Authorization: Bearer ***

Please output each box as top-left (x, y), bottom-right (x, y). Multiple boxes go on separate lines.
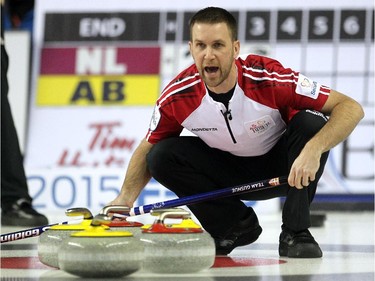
top-left (221, 109), bottom-right (237, 144)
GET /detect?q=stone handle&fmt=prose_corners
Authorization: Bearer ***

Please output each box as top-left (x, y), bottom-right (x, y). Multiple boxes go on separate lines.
top-left (99, 205), bottom-right (131, 215)
top-left (151, 208), bottom-right (191, 223)
top-left (65, 207), bottom-right (93, 219)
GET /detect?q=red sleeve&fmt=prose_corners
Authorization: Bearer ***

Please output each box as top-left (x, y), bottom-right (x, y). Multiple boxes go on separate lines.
top-left (145, 103), bottom-right (184, 144)
top-left (238, 55), bottom-right (330, 122)
top-left (145, 64), bottom-right (204, 144)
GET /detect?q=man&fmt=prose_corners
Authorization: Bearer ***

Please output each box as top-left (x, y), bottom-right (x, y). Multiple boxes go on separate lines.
top-left (110, 7), bottom-right (364, 258)
top-left (1, 1), bottom-right (48, 227)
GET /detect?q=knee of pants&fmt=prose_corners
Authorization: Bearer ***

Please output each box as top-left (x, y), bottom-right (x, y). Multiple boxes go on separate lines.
top-left (288, 109), bottom-right (328, 139)
top-left (146, 138), bottom-right (177, 179)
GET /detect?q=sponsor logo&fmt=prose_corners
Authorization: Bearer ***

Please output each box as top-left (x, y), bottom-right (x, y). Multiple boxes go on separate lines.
top-left (296, 74), bottom-right (320, 100)
top-left (1, 229), bottom-right (40, 243)
top-left (249, 120), bottom-right (272, 134)
top-left (191, 127), bottom-right (218, 132)
top-left (269, 177), bottom-right (280, 186)
top-left (306, 109), bottom-right (328, 121)
top-left (310, 81), bottom-right (318, 97)
top-left (245, 115), bottom-right (275, 138)
top-left (152, 202), bottom-right (165, 209)
top-left (150, 106), bottom-right (161, 131)
top-left (301, 78), bottom-right (311, 88)
top-left (57, 121), bottom-right (136, 167)
top-left (232, 182), bottom-right (265, 193)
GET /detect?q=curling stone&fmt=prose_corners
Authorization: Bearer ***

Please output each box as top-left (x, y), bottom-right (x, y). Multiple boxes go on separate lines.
top-left (58, 214), bottom-right (143, 278)
top-left (38, 207), bottom-right (95, 268)
top-left (141, 208), bottom-right (215, 273)
top-left (100, 205), bottom-right (144, 236)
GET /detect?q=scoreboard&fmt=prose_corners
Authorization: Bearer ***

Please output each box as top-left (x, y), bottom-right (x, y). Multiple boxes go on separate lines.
top-left (37, 9), bottom-right (374, 105)
top-left (42, 10), bottom-right (373, 42)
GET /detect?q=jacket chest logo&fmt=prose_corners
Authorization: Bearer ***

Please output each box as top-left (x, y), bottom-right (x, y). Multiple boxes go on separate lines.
top-left (245, 115), bottom-right (275, 138)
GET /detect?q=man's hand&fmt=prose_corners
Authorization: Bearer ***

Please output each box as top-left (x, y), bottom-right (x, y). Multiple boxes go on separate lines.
top-left (108, 193), bottom-right (134, 208)
top-left (288, 143), bottom-right (321, 189)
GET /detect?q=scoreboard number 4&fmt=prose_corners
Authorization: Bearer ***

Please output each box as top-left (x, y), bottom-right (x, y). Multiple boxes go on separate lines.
top-left (280, 16), bottom-right (298, 36)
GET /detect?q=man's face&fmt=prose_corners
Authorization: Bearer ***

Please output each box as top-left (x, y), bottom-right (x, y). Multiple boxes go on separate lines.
top-left (189, 22), bottom-right (240, 93)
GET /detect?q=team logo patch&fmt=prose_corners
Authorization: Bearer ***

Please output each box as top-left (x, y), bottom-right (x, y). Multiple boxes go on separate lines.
top-left (245, 115), bottom-right (275, 138)
top-left (296, 74), bottom-right (320, 100)
top-left (149, 105), bottom-right (161, 131)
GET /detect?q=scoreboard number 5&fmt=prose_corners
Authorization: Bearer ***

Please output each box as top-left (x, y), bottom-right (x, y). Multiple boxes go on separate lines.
top-left (313, 16), bottom-right (329, 36)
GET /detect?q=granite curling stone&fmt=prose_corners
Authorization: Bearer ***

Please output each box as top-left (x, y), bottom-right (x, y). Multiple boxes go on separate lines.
top-left (141, 208), bottom-right (215, 273)
top-left (58, 214), bottom-right (143, 278)
top-left (38, 207), bottom-right (94, 268)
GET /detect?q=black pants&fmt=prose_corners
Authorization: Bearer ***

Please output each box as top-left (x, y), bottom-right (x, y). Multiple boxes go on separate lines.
top-left (1, 44), bottom-right (32, 209)
top-left (146, 110), bottom-right (329, 237)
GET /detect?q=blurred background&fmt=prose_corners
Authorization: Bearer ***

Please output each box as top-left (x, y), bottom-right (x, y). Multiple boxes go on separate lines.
top-left (3, 0), bottom-right (374, 217)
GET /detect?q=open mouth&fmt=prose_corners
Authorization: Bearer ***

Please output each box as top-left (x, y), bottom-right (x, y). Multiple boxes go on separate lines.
top-left (204, 66), bottom-right (219, 73)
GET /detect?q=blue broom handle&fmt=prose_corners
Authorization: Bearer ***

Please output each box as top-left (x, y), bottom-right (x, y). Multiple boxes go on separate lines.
top-left (0, 176), bottom-right (287, 243)
top-left (128, 176), bottom-right (288, 215)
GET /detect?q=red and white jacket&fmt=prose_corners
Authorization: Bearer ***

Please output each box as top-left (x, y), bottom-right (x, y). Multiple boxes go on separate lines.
top-left (146, 54), bottom-right (330, 157)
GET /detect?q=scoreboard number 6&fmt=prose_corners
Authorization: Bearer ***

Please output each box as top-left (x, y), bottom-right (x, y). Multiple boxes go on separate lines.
top-left (343, 16), bottom-right (360, 35)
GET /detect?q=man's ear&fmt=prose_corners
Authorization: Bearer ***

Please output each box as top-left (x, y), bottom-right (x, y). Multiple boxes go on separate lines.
top-left (189, 41), bottom-right (193, 58)
top-left (233, 40), bottom-right (240, 58)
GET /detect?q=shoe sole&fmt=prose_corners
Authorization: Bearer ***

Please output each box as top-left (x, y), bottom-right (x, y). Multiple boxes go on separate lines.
top-left (216, 225), bottom-right (263, 255)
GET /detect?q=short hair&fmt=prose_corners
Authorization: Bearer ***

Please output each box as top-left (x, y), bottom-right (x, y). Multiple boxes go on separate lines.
top-left (189, 7), bottom-right (238, 41)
